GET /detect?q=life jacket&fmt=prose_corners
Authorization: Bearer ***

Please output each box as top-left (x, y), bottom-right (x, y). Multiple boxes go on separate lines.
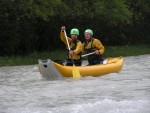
top-left (67, 39), bottom-right (81, 60)
top-left (84, 38), bottom-right (96, 53)
top-left (84, 38), bottom-right (102, 64)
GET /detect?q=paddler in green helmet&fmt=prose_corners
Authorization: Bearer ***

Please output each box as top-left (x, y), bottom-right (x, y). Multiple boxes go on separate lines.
top-left (82, 29), bottom-right (105, 65)
top-left (60, 26), bottom-right (82, 66)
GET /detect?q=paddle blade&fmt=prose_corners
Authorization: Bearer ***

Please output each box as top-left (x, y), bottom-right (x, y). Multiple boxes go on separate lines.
top-left (72, 65), bottom-right (81, 78)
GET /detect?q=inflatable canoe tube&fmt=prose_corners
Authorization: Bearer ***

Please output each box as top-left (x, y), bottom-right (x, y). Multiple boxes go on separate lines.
top-left (38, 57), bottom-right (123, 78)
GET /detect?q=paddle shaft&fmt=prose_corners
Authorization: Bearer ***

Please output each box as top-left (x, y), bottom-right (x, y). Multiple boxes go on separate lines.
top-left (81, 52), bottom-right (96, 57)
top-left (64, 30), bottom-right (71, 50)
top-left (64, 30), bottom-right (75, 64)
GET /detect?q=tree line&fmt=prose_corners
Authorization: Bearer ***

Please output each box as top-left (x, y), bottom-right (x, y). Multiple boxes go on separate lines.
top-left (0, 0), bottom-right (150, 56)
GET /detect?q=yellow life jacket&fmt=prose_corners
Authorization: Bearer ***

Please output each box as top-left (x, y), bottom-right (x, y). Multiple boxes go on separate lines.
top-left (84, 38), bottom-right (97, 53)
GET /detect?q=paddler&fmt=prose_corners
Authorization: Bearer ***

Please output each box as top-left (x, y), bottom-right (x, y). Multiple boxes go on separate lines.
top-left (82, 29), bottom-right (105, 65)
top-left (60, 26), bottom-right (82, 66)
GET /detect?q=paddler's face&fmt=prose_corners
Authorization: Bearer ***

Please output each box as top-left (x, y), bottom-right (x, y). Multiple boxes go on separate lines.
top-left (71, 34), bottom-right (78, 40)
top-left (85, 32), bottom-right (91, 41)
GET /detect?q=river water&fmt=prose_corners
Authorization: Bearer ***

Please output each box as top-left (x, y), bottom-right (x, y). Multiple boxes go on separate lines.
top-left (0, 55), bottom-right (150, 113)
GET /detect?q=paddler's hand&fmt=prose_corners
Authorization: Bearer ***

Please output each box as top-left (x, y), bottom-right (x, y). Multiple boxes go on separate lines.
top-left (69, 50), bottom-right (73, 55)
top-left (61, 26), bottom-right (65, 31)
top-left (95, 50), bottom-right (100, 55)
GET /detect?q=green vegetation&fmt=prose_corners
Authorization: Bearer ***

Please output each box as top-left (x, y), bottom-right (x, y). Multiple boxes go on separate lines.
top-left (0, 0), bottom-right (150, 66)
top-left (0, 50), bottom-right (66, 66)
top-left (104, 45), bottom-right (150, 57)
top-left (0, 45), bottom-right (150, 66)
top-left (0, 0), bottom-right (150, 56)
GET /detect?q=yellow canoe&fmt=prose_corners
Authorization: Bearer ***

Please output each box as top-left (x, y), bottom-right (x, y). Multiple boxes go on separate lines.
top-left (38, 56), bottom-right (124, 78)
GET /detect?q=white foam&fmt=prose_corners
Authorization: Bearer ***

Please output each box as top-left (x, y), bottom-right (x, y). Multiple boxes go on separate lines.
top-left (50, 99), bottom-right (150, 113)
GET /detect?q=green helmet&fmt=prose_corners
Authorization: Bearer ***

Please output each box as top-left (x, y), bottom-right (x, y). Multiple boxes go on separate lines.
top-left (70, 28), bottom-right (79, 35)
top-left (84, 29), bottom-right (93, 35)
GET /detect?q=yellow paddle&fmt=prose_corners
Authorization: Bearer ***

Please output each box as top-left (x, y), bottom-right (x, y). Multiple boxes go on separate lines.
top-left (64, 30), bottom-right (81, 78)
top-left (71, 58), bottom-right (81, 78)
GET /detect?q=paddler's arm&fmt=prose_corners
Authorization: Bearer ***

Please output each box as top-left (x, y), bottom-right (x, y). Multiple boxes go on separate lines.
top-left (93, 39), bottom-right (105, 54)
top-left (60, 26), bottom-right (72, 46)
top-left (73, 41), bottom-right (82, 55)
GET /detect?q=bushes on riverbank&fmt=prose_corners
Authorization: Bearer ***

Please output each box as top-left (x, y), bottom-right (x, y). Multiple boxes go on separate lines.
top-left (1, 0), bottom-right (150, 56)
top-left (0, 45), bottom-right (150, 66)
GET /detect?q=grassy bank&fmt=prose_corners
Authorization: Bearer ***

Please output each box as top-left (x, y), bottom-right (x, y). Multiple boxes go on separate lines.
top-left (0, 45), bottom-right (150, 66)
top-left (104, 45), bottom-right (150, 57)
